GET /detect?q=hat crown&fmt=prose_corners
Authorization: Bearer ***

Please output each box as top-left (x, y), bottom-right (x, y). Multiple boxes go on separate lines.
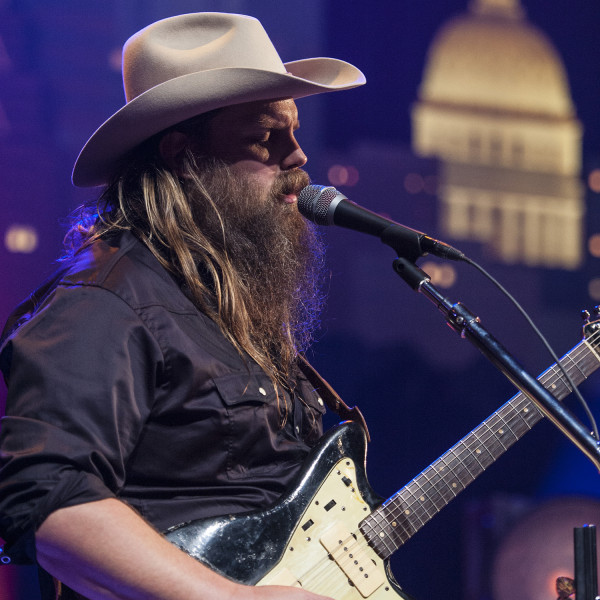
top-left (123, 13), bottom-right (287, 102)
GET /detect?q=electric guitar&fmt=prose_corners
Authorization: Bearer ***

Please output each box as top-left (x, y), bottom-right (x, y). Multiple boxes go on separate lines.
top-left (165, 314), bottom-right (600, 599)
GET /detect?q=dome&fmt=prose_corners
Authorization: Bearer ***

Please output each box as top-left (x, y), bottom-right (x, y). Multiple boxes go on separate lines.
top-left (418, 0), bottom-right (575, 118)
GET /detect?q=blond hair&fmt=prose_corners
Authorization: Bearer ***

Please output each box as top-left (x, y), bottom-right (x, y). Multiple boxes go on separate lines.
top-left (65, 120), bottom-right (321, 406)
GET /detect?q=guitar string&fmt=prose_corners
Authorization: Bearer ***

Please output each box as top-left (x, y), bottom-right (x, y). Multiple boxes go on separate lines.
top-left (288, 329), bottom-right (600, 589)
top-left (297, 525), bottom-right (389, 594)
top-left (370, 332), bottom-right (600, 552)
top-left (365, 328), bottom-right (600, 556)
top-left (373, 408), bottom-right (534, 551)
top-left (377, 342), bottom-right (592, 548)
top-left (376, 398), bottom-right (537, 548)
top-left (345, 340), bottom-right (592, 561)
top-left (383, 392), bottom-right (538, 540)
top-left (359, 330), bottom-right (600, 555)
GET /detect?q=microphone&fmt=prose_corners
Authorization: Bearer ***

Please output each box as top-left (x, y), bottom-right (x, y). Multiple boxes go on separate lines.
top-left (297, 184), bottom-right (464, 261)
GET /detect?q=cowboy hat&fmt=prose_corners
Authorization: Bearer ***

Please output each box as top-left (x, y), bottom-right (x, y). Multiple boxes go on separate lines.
top-left (72, 12), bottom-right (365, 187)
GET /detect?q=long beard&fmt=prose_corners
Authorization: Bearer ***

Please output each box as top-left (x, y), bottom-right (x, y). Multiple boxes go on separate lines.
top-left (186, 158), bottom-right (326, 377)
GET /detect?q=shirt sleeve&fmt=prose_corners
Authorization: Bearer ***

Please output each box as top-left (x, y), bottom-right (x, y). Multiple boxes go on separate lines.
top-left (0, 284), bottom-right (164, 563)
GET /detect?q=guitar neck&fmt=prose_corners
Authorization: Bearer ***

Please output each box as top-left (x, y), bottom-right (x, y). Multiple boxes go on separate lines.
top-left (360, 335), bottom-right (600, 559)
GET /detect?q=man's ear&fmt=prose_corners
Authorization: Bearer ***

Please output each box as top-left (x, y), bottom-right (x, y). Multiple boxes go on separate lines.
top-left (159, 131), bottom-right (189, 172)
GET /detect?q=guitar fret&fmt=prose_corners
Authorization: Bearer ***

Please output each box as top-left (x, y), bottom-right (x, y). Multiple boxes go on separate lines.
top-left (384, 493), bottom-right (419, 529)
top-left (512, 397), bottom-right (539, 428)
top-left (482, 417), bottom-right (508, 454)
top-left (389, 475), bottom-right (441, 532)
top-left (434, 459), bottom-right (460, 500)
top-left (395, 498), bottom-right (428, 533)
top-left (368, 515), bottom-right (398, 555)
top-left (391, 483), bottom-right (441, 537)
top-left (463, 437), bottom-right (487, 472)
top-left (454, 443), bottom-right (478, 476)
top-left (544, 340), bottom-right (600, 399)
top-left (546, 364), bottom-right (574, 398)
top-left (404, 482), bottom-right (436, 520)
top-left (468, 428), bottom-right (497, 469)
top-left (564, 353), bottom-right (587, 382)
top-left (495, 412), bottom-right (518, 441)
top-left (461, 443), bottom-right (486, 476)
top-left (446, 447), bottom-right (473, 487)
top-left (420, 468), bottom-right (448, 511)
top-left (409, 470), bottom-right (444, 514)
top-left (498, 403), bottom-right (530, 439)
top-left (401, 484), bottom-right (431, 522)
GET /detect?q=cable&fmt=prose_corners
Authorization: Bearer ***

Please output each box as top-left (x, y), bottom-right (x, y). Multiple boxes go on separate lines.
top-left (461, 255), bottom-right (600, 442)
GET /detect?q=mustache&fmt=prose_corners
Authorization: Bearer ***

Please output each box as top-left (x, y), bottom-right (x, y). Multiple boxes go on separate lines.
top-left (271, 169), bottom-right (311, 199)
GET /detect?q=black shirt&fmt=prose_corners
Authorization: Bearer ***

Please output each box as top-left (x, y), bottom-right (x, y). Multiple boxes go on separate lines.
top-left (0, 231), bottom-right (326, 563)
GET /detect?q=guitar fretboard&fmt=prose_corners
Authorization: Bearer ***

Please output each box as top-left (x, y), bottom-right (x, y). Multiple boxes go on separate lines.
top-left (360, 332), bottom-right (600, 559)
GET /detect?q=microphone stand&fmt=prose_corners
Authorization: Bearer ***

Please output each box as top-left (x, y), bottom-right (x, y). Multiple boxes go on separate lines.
top-left (392, 257), bottom-right (600, 472)
top-left (574, 525), bottom-right (598, 600)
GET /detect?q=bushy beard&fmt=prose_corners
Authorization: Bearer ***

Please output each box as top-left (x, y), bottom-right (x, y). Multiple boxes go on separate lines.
top-left (185, 158), bottom-right (326, 376)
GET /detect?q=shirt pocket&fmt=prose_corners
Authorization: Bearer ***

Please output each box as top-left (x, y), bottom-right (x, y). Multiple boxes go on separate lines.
top-left (213, 371), bottom-right (287, 480)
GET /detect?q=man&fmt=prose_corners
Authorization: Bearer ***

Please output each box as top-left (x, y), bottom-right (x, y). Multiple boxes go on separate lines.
top-left (0, 12), bottom-right (365, 600)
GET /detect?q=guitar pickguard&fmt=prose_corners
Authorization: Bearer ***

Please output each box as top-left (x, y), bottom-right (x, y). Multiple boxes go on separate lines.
top-left (258, 457), bottom-right (401, 598)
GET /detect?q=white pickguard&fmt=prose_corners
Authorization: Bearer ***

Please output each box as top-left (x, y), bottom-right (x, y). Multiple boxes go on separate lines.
top-left (258, 458), bottom-right (401, 599)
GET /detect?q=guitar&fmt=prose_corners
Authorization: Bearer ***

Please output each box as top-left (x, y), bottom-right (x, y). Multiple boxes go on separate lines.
top-left (165, 314), bottom-right (600, 599)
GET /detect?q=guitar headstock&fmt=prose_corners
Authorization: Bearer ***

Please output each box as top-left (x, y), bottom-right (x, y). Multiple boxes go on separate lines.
top-left (582, 306), bottom-right (600, 342)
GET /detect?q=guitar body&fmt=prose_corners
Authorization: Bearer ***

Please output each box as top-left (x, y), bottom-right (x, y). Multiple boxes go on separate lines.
top-left (165, 421), bottom-right (410, 599)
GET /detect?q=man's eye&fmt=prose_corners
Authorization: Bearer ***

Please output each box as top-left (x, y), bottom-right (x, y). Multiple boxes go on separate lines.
top-left (250, 133), bottom-right (270, 144)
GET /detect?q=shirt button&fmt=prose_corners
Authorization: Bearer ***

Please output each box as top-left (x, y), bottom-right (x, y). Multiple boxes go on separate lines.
top-left (258, 387), bottom-right (267, 396)
top-left (317, 397), bottom-right (324, 406)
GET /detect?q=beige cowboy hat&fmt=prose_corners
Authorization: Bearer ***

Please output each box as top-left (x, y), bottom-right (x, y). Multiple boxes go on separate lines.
top-left (72, 12), bottom-right (365, 187)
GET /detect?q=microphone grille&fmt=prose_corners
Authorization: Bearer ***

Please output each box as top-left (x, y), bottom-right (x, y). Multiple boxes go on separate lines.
top-left (298, 185), bottom-right (340, 226)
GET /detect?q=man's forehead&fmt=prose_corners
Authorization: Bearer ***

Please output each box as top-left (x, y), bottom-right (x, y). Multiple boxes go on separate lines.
top-left (217, 98), bottom-right (299, 128)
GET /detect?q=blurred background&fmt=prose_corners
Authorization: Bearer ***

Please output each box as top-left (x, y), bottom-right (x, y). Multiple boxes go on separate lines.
top-left (1, 0), bottom-right (600, 598)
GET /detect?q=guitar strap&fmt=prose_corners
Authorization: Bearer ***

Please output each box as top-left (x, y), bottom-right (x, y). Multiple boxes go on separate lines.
top-left (297, 355), bottom-right (370, 442)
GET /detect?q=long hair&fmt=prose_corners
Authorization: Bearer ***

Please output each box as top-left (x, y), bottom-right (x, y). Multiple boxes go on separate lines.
top-left (64, 113), bottom-right (325, 403)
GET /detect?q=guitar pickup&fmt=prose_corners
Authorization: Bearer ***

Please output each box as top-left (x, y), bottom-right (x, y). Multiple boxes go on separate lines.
top-left (320, 522), bottom-right (385, 596)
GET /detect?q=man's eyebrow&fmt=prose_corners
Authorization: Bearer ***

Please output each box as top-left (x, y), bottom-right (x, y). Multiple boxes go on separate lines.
top-left (254, 114), bottom-right (300, 129)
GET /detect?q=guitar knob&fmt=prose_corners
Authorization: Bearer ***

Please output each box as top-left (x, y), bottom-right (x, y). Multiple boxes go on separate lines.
top-left (582, 309), bottom-right (591, 323)
top-left (593, 305), bottom-right (600, 317)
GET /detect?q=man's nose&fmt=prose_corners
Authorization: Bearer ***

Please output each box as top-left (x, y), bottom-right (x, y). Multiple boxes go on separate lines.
top-left (281, 143), bottom-right (307, 170)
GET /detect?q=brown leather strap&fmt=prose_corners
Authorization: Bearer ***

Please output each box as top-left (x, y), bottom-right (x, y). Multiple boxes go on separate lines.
top-left (297, 355), bottom-right (370, 442)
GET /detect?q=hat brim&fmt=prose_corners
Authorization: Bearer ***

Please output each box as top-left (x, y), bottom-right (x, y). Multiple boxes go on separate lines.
top-left (72, 58), bottom-right (365, 187)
